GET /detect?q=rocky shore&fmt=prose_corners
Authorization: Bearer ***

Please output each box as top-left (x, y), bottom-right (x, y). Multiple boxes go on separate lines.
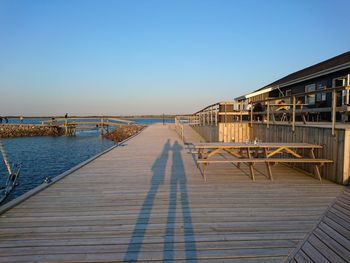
top-left (0, 124), bottom-right (64, 138)
top-left (103, 124), bottom-right (145, 143)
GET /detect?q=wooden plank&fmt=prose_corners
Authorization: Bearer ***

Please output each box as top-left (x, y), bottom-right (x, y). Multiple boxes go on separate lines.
top-left (313, 227), bottom-right (350, 261)
top-left (307, 234), bottom-right (346, 263)
top-left (323, 212), bottom-right (350, 237)
top-left (293, 250), bottom-right (313, 263)
top-left (301, 242), bottom-right (329, 263)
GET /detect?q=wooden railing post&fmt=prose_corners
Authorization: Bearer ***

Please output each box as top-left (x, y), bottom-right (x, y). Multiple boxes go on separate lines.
top-left (64, 118), bottom-right (68, 135)
top-left (250, 104), bottom-right (253, 127)
top-left (267, 101), bottom-right (270, 128)
top-left (292, 96), bottom-right (296, 132)
top-left (332, 89), bottom-right (337, 136)
top-left (240, 101), bottom-right (243, 124)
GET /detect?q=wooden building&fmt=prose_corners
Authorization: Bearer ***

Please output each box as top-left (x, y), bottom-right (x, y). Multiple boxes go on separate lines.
top-left (236, 51), bottom-right (350, 121)
top-left (188, 52), bottom-right (350, 185)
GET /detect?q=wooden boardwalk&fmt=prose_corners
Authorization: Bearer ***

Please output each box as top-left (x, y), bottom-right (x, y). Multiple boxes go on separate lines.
top-left (0, 124), bottom-right (345, 262)
top-left (286, 187), bottom-right (350, 263)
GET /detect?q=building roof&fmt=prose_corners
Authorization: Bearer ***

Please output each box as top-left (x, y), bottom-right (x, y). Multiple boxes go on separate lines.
top-left (236, 51), bottom-right (350, 100)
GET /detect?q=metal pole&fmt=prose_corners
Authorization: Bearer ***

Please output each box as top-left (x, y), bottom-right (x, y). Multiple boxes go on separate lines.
top-left (0, 140), bottom-right (12, 175)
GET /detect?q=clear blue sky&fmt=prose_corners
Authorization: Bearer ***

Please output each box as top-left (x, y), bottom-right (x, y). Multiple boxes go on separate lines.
top-left (0, 0), bottom-right (349, 116)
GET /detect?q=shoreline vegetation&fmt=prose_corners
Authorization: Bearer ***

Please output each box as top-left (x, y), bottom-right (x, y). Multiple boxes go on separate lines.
top-left (103, 124), bottom-right (145, 143)
top-left (0, 125), bottom-right (64, 138)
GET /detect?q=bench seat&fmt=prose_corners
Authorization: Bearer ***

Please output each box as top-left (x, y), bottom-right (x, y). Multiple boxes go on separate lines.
top-left (196, 158), bottom-right (333, 182)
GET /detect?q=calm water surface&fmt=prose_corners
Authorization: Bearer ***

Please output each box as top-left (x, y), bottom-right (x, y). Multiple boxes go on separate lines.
top-left (0, 118), bottom-right (174, 204)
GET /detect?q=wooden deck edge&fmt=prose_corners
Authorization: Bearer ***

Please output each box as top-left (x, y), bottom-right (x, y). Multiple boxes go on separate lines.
top-left (0, 126), bottom-right (147, 215)
top-left (283, 187), bottom-right (347, 262)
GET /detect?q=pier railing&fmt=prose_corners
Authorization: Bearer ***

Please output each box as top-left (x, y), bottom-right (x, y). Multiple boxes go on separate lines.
top-left (42, 117), bottom-right (133, 135)
top-left (174, 115), bottom-right (192, 142)
top-left (192, 85), bottom-right (350, 136)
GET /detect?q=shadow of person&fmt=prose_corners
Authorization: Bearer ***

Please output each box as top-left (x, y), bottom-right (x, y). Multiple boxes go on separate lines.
top-left (164, 140), bottom-right (197, 262)
top-left (124, 139), bottom-right (171, 262)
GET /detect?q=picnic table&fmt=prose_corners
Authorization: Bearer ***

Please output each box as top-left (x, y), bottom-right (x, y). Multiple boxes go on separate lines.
top-left (193, 142), bottom-right (333, 182)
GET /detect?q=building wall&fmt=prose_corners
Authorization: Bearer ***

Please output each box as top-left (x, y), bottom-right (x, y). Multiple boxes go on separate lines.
top-left (269, 68), bottom-right (350, 109)
top-left (191, 123), bottom-right (250, 143)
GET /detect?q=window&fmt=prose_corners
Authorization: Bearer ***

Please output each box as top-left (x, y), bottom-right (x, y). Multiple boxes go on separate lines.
top-left (284, 90), bottom-right (292, 103)
top-left (333, 77), bottom-right (348, 106)
top-left (316, 81), bottom-right (327, 102)
top-left (305, 84), bottom-right (316, 105)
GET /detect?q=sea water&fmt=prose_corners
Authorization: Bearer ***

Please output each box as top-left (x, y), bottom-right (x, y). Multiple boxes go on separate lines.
top-left (0, 118), bottom-right (174, 204)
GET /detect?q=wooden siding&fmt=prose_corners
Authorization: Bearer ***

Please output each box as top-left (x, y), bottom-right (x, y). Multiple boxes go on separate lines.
top-left (218, 123), bottom-right (250, 142)
top-left (251, 123), bottom-right (349, 185)
top-left (192, 123), bottom-right (250, 143)
top-left (191, 125), bottom-right (219, 142)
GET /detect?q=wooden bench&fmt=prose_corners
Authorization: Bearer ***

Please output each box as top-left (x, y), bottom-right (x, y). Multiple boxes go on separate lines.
top-left (196, 158), bottom-right (333, 182)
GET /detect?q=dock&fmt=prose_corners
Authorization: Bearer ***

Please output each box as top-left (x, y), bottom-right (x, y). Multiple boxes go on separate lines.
top-left (0, 123), bottom-right (346, 262)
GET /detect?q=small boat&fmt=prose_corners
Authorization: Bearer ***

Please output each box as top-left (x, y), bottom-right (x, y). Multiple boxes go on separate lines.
top-left (0, 164), bottom-right (21, 203)
top-left (0, 141), bottom-right (21, 204)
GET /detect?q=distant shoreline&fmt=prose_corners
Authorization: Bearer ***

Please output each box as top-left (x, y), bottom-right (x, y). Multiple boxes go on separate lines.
top-left (3, 115), bottom-right (184, 119)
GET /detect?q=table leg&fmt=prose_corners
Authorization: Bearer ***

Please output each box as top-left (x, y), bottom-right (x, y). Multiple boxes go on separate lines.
top-left (197, 149), bottom-right (203, 168)
top-left (264, 148), bottom-right (273, 181)
top-left (310, 148), bottom-right (322, 183)
top-left (202, 163), bottom-right (207, 182)
top-left (237, 149), bottom-right (242, 168)
top-left (247, 147), bottom-right (255, 181)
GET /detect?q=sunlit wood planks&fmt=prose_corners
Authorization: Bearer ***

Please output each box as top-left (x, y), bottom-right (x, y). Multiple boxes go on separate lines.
top-left (0, 124), bottom-right (344, 262)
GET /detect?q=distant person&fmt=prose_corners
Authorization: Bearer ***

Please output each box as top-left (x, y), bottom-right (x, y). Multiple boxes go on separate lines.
top-left (20, 116), bottom-right (24, 123)
top-left (0, 117), bottom-right (2, 123)
top-left (4, 117), bottom-right (8, 123)
top-left (245, 102), bottom-right (252, 111)
top-left (64, 113), bottom-right (68, 119)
